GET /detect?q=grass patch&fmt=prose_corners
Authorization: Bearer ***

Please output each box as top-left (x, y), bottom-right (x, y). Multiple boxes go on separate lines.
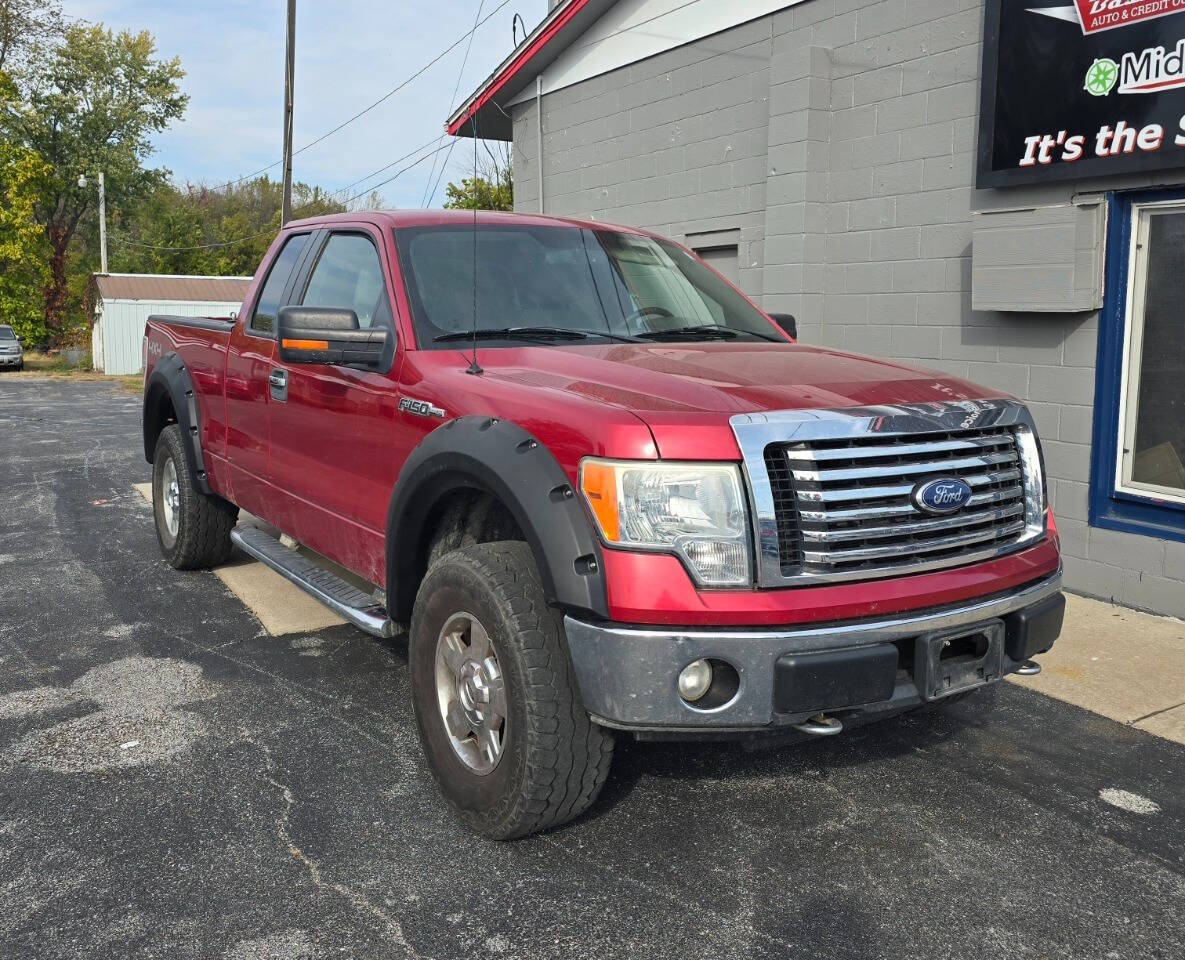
top-left (23, 351), bottom-right (80, 373)
top-left (5, 351), bottom-right (143, 393)
top-left (113, 375), bottom-right (143, 394)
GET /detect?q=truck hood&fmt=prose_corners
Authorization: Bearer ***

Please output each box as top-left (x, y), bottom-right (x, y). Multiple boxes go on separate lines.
top-left (476, 342), bottom-right (1006, 460)
top-left (481, 341), bottom-right (1000, 415)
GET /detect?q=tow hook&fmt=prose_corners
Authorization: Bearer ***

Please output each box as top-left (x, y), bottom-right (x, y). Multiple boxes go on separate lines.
top-left (1015, 660), bottom-right (1042, 676)
top-left (792, 714), bottom-right (844, 736)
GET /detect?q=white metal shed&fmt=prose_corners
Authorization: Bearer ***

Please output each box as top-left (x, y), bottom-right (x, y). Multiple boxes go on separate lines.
top-left (89, 273), bottom-right (253, 375)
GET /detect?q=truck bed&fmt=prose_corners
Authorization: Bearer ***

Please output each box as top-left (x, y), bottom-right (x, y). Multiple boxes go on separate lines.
top-left (144, 313), bottom-right (239, 493)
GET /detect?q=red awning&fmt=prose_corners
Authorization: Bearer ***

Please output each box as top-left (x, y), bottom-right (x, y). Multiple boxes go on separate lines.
top-left (447, 0), bottom-right (617, 140)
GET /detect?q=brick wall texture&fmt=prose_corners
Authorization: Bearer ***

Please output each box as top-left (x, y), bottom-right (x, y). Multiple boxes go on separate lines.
top-left (509, 0), bottom-right (1185, 618)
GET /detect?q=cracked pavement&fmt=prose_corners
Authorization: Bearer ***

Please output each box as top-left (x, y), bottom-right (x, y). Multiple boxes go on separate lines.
top-left (1, 378), bottom-right (1183, 959)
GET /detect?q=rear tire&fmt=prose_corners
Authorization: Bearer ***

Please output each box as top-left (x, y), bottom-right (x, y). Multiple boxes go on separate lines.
top-left (152, 423), bottom-right (238, 570)
top-left (409, 541), bottom-right (613, 839)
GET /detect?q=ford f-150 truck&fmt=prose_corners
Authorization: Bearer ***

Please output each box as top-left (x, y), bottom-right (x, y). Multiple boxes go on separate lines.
top-left (142, 210), bottom-right (1064, 838)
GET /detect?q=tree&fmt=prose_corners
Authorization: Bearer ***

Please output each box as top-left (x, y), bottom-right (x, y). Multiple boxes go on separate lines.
top-left (0, 140), bottom-right (50, 343)
top-left (349, 189), bottom-right (385, 212)
top-left (1, 24), bottom-right (186, 341)
top-left (112, 176), bottom-right (346, 277)
top-left (443, 170), bottom-right (513, 211)
top-left (0, 0), bottom-right (63, 72)
top-left (443, 143), bottom-right (513, 211)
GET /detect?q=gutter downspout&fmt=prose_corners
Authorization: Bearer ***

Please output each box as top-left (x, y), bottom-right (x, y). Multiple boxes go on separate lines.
top-left (536, 75), bottom-right (545, 214)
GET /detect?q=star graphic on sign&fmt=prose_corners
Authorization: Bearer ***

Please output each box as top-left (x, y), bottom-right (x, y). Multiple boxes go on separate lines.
top-left (1084, 58), bottom-right (1118, 96)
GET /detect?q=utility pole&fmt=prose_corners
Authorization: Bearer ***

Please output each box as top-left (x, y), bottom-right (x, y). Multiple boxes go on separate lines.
top-left (281, 0), bottom-right (296, 225)
top-left (79, 171), bottom-right (108, 273)
top-left (97, 171), bottom-right (108, 274)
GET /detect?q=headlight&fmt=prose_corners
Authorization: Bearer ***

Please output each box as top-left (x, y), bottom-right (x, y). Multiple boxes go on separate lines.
top-left (1014, 423), bottom-right (1047, 539)
top-left (579, 459), bottom-right (751, 586)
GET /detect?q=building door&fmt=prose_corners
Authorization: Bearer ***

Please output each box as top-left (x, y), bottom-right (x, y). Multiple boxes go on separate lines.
top-left (1117, 202), bottom-right (1185, 503)
top-left (695, 245), bottom-right (740, 288)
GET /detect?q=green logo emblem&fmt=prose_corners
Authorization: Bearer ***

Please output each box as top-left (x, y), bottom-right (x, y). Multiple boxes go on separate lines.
top-left (1085, 58), bottom-right (1118, 96)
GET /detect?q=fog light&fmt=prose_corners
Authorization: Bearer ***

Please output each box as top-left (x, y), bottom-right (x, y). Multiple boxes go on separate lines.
top-left (678, 659), bottom-right (713, 702)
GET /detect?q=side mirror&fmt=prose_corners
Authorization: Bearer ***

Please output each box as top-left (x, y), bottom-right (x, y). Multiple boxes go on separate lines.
top-left (278, 306), bottom-right (388, 369)
top-left (768, 312), bottom-right (797, 340)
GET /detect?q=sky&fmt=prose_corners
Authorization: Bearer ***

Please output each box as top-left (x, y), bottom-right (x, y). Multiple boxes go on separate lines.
top-left (61, 0), bottom-right (543, 208)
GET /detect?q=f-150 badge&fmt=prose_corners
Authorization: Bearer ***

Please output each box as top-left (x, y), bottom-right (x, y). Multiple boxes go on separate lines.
top-left (399, 397), bottom-right (446, 419)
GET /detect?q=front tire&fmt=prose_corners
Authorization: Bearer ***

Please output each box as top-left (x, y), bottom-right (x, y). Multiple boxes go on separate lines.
top-left (152, 423), bottom-right (238, 569)
top-left (409, 541), bottom-right (613, 839)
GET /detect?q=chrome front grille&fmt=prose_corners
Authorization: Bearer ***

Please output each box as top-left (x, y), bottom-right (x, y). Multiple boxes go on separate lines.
top-left (731, 402), bottom-right (1047, 587)
top-left (774, 427), bottom-right (1025, 577)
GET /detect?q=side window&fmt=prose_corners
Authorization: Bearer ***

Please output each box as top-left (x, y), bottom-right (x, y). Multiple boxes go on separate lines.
top-left (251, 233), bottom-right (309, 334)
top-left (302, 233), bottom-right (387, 329)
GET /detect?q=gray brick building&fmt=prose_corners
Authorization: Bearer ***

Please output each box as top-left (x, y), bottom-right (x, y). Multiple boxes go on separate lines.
top-left (449, 0), bottom-right (1185, 618)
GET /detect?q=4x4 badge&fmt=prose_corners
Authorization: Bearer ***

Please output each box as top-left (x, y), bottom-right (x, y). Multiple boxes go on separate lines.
top-left (399, 397), bottom-right (446, 419)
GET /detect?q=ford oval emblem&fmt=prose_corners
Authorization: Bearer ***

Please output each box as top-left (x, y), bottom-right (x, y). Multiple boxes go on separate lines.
top-left (912, 477), bottom-right (973, 515)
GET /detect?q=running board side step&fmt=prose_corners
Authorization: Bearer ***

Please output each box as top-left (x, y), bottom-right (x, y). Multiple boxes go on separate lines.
top-left (230, 526), bottom-right (397, 638)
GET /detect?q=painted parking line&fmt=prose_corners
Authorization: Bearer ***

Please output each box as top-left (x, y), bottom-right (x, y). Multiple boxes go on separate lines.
top-left (212, 560), bottom-right (347, 635)
top-left (134, 483), bottom-right (346, 635)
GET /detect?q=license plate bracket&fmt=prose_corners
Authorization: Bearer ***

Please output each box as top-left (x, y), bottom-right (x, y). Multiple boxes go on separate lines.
top-left (914, 620), bottom-right (1004, 701)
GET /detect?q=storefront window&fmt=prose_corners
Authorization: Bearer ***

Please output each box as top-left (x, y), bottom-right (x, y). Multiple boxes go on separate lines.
top-left (1119, 205), bottom-right (1185, 504)
top-left (1091, 191), bottom-right (1185, 544)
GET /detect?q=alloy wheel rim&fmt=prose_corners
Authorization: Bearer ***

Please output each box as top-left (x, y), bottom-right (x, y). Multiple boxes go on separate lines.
top-left (434, 612), bottom-right (507, 775)
top-left (161, 458), bottom-right (180, 538)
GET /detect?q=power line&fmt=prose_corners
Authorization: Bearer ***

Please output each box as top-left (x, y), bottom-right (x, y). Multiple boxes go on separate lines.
top-left (327, 133), bottom-right (447, 203)
top-left (422, 0), bottom-right (486, 207)
top-left (202, 0), bottom-right (514, 195)
top-left (423, 136), bottom-right (460, 209)
top-left (110, 139), bottom-right (456, 252)
top-left (342, 139), bottom-right (455, 206)
top-left (108, 229), bottom-right (277, 252)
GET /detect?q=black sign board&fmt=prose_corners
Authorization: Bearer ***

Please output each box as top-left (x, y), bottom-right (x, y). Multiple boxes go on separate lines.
top-left (978, 0), bottom-right (1185, 187)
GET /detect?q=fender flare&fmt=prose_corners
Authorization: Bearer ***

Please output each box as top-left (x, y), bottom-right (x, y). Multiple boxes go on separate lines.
top-left (142, 352), bottom-right (213, 494)
top-left (386, 416), bottom-right (609, 622)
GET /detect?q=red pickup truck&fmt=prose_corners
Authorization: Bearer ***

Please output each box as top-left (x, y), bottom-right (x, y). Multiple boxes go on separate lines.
top-left (142, 210), bottom-right (1063, 838)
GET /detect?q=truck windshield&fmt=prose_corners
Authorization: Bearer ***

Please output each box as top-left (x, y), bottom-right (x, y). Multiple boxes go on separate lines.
top-left (0, 327), bottom-right (15, 340)
top-left (394, 224), bottom-right (785, 347)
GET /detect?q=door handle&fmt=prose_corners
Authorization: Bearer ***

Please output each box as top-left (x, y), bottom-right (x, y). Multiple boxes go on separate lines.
top-left (268, 368), bottom-right (288, 401)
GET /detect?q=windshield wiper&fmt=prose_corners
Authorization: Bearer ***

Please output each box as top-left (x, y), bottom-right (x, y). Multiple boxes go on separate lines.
top-left (434, 326), bottom-right (643, 344)
top-left (434, 326), bottom-right (589, 343)
top-left (636, 324), bottom-right (741, 341)
top-left (636, 324), bottom-right (782, 343)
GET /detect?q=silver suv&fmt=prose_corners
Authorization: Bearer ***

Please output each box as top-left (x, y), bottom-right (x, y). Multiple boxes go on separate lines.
top-left (0, 325), bottom-right (23, 371)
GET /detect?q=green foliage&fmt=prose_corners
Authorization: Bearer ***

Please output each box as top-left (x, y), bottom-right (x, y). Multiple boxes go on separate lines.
top-left (444, 165), bottom-right (514, 212)
top-left (0, 12), bottom-right (354, 348)
top-left (112, 177), bottom-right (346, 277)
top-left (0, 0), bottom-right (63, 72)
top-left (0, 140), bottom-right (50, 343)
top-left (2, 22), bottom-right (187, 340)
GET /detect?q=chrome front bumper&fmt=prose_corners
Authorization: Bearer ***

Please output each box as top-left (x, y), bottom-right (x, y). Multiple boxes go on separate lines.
top-left (564, 573), bottom-right (1063, 732)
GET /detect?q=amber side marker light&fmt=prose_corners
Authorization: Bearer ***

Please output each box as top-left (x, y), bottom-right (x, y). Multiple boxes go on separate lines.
top-left (282, 338), bottom-right (329, 350)
top-left (579, 460), bottom-right (620, 542)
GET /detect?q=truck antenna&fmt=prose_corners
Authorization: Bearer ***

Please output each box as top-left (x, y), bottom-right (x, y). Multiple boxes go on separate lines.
top-left (466, 114), bottom-right (483, 376)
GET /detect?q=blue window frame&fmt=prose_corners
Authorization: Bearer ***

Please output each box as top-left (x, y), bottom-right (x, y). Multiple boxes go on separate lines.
top-left (1090, 189), bottom-right (1185, 545)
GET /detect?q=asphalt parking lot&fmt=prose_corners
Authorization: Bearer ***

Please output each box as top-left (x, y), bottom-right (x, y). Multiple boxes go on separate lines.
top-left (1, 378), bottom-right (1183, 960)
